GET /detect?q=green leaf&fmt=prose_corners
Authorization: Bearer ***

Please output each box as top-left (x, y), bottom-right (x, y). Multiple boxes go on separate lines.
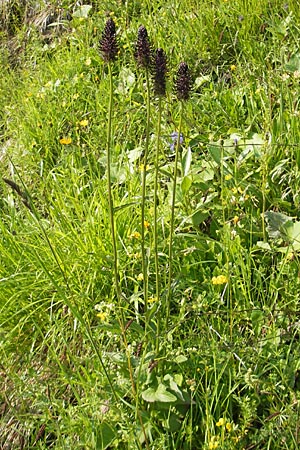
top-left (73, 5), bottom-right (93, 18)
top-left (191, 209), bottom-right (210, 226)
top-left (142, 383), bottom-right (177, 403)
top-left (116, 67), bottom-right (135, 95)
top-left (155, 383), bottom-right (177, 402)
top-left (285, 52), bottom-right (300, 72)
top-left (264, 211), bottom-right (293, 239)
top-left (256, 241), bottom-right (272, 251)
top-left (164, 374), bottom-right (184, 401)
top-left (208, 144), bottom-right (221, 164)
top-left (127, 147), bottom-right (143, 163)
top-left (285, 221), bottom-right (300, 250)
top-left (181, 147), bottom-right (192, 176)
top-left (95, 422), bottom-right (117, 449)
top-left (194, 75), bottom-right (211, 89)
top-left (181, 176), bottom-right (192, 195)
top-left (142, 387), bottom-right (158, 402)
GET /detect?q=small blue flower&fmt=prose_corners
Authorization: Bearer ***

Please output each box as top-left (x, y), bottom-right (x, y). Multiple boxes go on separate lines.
top-left (169, 131), bottom-right (184, 152)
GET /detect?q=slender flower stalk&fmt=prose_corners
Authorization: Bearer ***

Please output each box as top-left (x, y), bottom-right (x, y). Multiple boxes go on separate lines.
top-left (152, 48), bottom-right (167, 350)
top-left (166, 62), bottom-right (191, 326)
top-left (100, 20), bottom-right (149, 449)
top-left (100, 18), bottom-right (122, 314)
top-left (135, 26), bottom-right (152, 324)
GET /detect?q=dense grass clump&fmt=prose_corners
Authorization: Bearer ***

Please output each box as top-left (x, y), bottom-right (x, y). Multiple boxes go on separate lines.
top-left (1, 1), bottom-right (300, 449)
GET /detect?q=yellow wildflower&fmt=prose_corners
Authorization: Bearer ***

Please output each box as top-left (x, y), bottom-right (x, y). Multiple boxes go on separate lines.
top-left (97, 312), bottom-right (107, 321)
top-left (73, 93), bottom-right (80, 100)
top-left (79, 119), bottom-right (89, 127)
top-left (225, 174), bottom-right (232, 181)
top-left (148, 296), bottom-right (157, 303)
top-left (139, 163), bottom-right (150, 172)
top-left (137, 273), bottom-right (144, 281)
top-left (85, 57), bottom-right (92, 66)
top-left (130, 231), bottom-right (141, 239)
top-left (59, 137), bottom-right (72, 145)
top-left (216, 417), bottom-right (226, 427)
top-left (230, 64), bottom-right (236, 71)
top-left (226, 422), bottom-right (232, 432)
top-left (211, 275), bottom-right (228, 285)
top-left (233, 215), bottom-right (239, 225)
top-left (208, 436), bottom-right (219, 449)
top-left (144, 220), bottom-right (150, 229)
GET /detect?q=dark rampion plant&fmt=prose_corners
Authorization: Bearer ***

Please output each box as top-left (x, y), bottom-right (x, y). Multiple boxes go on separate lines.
top-left (100, 18), bottom-right (118, 62)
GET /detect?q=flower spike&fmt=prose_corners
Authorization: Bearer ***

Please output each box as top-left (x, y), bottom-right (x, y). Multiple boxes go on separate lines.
top-left (135, 25), bottom-right (152, 69)
top-left (100, 18), bottom-right (118, 62)
top-left (175, 62), bottom-right (191, 101)
top-left (152, 48), bottom-right (167, 96)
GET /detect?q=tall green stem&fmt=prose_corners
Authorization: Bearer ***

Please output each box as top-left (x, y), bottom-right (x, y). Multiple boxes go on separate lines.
top-left (166, 103), bottom-right (183, 326)
top-left (106, 63), bottom-right (121, 303)
top-left (154, 98), bottom-right (162, 302)
top-left (154, 97), bottom-right (162, 350)
top-left (141, 71), bottom-right (151, 323)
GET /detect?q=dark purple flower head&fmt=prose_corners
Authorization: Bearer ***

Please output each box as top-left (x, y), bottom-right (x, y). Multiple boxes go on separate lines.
top-left (175, 62), bottom-right (191, 101)
top-left (135, 25), bottom-right (151, 69)
top-left (152, 48), bottom-right (167, 97)
top-left (100, 18), bottom-right (118, 62)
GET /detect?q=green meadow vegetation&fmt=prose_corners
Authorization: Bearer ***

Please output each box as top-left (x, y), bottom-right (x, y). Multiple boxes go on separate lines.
top-left (1, 0), bottom-right (300, 448)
